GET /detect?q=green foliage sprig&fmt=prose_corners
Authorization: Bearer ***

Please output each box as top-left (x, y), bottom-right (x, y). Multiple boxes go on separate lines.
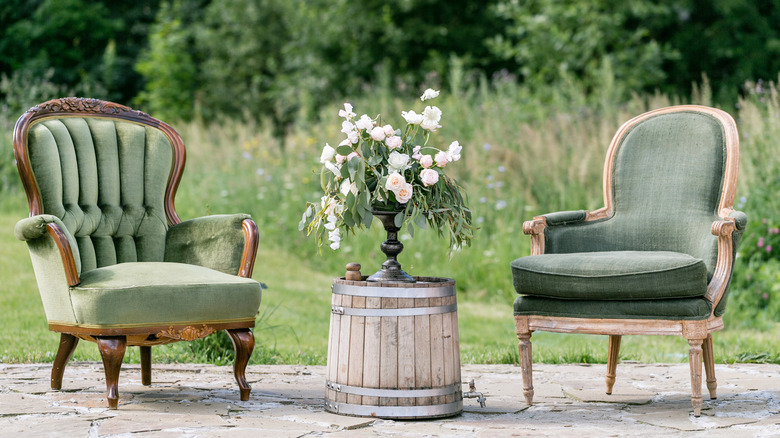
top-left (300, 89), bottom-right (473, 252)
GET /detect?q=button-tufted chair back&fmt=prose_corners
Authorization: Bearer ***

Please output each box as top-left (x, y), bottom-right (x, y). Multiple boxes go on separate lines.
top-left (14, 98), bottom-right (185, 275)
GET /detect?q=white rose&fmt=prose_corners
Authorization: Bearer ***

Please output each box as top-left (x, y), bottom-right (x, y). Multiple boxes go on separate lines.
top-left (421, 105), bottom-right (442, 131)
top-left (395, 183), bottom-right (413, 204)
top-left (347, 151), bottom-right (360, 162)
top-left (447, 141), bottom-right (462, 161)
top-left (402, 110), bottom-right (424, 125)
top-left (435, 151), bottom-right (449, 167)
top-left (385, 135), bottom-right (402, 150)
top-left (385, 172), bottom-right (406, 192)
top-left (370, 126), bottom-right (386, 141)
top-left (419, 154), bottom-right (434, 168)
top-left (420, 88), bottom-right (440, 101)
top-left (335, 154), bottom-right (346, 164)
top-left (388, 151), bottom-right (411, 172)
top-left (355, 114), bottom-right (374, 131)
top-left (383, 124), bottom-right (395, 136)
top-left (420, 168), bottom-right (439, 187)
top-left (320, 144), bottom-right (336, 163)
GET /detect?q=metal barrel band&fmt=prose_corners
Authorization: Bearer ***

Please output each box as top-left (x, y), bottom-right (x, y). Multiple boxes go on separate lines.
top-left (333, 283), bottom-right (455, 299)
top-left (324, 400), bottom-right (463, 419)
top-left (331, 303), bottom-right (457, 317)
top-left (326, 380), bottom-right (461, 398)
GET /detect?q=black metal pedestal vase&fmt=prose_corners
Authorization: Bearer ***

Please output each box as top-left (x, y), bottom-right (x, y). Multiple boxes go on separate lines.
top-left (366, 211), bottom-right (416, 283)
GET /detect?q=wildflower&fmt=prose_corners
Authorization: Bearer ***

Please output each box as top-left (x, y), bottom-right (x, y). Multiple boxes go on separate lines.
top-left (495, 200), bottom-right (507, 210)
top-left (446, 141), bottom-right (462, 161)
top-left (767, 245), bottom-right (773, 253)
top-left (339, 103), bottom-right (356, 120)
top-left (758, 237), bottom-right (765, 247)
top-left (421, 88), bottom-right (440, 101)
top-left (355, 114), bottom-right (374, 131)
top-left (402, 110), bottom-right (424, 125)
top-left (412, 145), bottom-right (422, 160)
top-left (320, 144), bottom-right (336, 163)
top-left (421, 106), bottom-right (442, 131)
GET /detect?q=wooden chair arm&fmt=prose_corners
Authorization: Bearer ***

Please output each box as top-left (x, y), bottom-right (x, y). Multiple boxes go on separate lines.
top-left (46, 223), bottom-right (81, 287)
top-left (704, 218), bottom-right (738, 306)
top-left (239, 218), bottom-right (259, 278)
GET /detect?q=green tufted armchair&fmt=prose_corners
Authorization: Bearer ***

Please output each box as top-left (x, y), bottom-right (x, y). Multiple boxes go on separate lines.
top-left (12, 98), bottom-right (263, 409)
top-left (510, 105), bottom-right (746, 417)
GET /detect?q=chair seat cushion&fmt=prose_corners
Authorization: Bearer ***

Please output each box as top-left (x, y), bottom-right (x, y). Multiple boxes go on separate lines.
top-left (513, 295), bottom-right (712, 320)
top-left (68, 262), bottom-right (262, 328)
top-left (511, 251), bottom-right (708, 300)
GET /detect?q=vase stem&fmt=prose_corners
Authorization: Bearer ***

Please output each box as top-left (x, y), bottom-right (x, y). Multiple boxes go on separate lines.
top-left (366, 211), bottom-right (416, 283)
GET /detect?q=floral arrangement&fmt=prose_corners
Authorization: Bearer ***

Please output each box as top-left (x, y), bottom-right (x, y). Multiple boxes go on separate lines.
top-left (299, 88), bottom-right (473, 251)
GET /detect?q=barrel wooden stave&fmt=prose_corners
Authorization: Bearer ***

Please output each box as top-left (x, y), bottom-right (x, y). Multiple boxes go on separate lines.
top-left (326, 277), bottom-right (462, 419)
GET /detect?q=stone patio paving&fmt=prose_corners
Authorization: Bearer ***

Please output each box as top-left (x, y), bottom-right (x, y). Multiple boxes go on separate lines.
top-left (0, 362), bottom-right (778, 437)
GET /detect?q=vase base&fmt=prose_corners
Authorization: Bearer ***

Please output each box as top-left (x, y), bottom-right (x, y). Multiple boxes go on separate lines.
top-left (366, 269), bottom-right (416, 283)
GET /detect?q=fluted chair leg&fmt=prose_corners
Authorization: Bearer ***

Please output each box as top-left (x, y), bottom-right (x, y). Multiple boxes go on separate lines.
top-left (226, 329), bottom-right (255, 401)
top-left (140, 346), bottom-right (152, 386)
top-left (97, 336), bottom-right (127, 410)
top-left (606, 335), bottom-right (621, 395)
top-left (702, 334), bottom-right (717, 399)
top-left (687, 337), bottom-right (704, 417)
top-left (51, 333), bottom-right (79, 390)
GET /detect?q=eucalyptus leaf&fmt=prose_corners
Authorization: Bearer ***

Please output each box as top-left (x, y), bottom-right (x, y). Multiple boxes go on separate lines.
top-left (336, 145), bottom-right (353, 156)
top-left (394, 212), bottom-right (404, 228)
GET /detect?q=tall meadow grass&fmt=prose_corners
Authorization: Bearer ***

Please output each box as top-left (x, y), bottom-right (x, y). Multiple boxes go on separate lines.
top-left (1, 74), bottom-right (778, 364)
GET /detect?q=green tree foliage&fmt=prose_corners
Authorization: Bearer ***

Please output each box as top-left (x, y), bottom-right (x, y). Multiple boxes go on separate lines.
top-left (487, 0), bottom-right (677, 99)
top-left (0, 0), bottom-right (159, 105)
top-left (658, 0), bottom-right (780, 101)
top-left (134, 0), bottom-right (201, 121)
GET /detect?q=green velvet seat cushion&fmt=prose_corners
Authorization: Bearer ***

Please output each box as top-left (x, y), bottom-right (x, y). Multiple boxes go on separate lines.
top-left (513, 295), bottom-right (712, 320)
top-left (67, 262), bottom-right (261, 328)
top-left (511, 251), bottom-right (708, 300)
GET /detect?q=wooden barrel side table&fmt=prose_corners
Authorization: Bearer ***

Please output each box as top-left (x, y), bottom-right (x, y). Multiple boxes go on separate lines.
top-left (325, 277), bottom-right (463, 419)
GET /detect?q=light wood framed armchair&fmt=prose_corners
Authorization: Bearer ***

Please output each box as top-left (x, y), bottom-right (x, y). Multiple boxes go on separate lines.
top-left (13, 97), bottom-right (263, 409)
top-left (511, 105), bottom-right (746, 416)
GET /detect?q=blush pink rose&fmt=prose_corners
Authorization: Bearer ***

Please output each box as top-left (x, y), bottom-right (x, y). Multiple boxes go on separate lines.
top-left (419, 154), bottom-right (434, 168)
top-left (420, 168), bottom-right (439, 186)
top-left (395, 183), bottom-right (413, 203)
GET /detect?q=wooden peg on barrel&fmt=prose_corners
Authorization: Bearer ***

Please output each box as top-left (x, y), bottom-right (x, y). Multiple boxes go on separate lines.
top-left (345, 263), bottom-right (362, 281)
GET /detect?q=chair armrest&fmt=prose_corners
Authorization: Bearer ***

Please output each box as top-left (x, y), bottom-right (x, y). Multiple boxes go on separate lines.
top-left (728, 210), bottom-right (748, 231)
top-left (705, 217), bottom-right (742, 306)
top-left (522, 210), bottom-right (590, 255)
top-left (165, 214), bottom-right (259, 277)
top-left (15, 215), bottom-right (81, 286)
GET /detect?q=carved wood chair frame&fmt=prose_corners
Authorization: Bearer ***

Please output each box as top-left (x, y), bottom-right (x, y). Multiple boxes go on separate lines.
top-left (13, 97), bottom-right (259, 408)
top-left (516, 105), bottom-right (741, 417)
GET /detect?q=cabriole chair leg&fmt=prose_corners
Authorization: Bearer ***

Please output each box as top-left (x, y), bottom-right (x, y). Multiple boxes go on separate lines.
top-left (51, 333), bottom-right (79, 390)
top-left (97, 336), bottom-right (127, 410)
top-left (226, 328), bottom-right (255, 401)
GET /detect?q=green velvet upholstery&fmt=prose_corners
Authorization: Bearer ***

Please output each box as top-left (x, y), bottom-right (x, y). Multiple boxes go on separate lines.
top-left (16, 114), bottom-right (261, 329)
top-left (28, 118), bottom-right (172, 273)
top-left (165, 214), bottom-right (251, 275)
top-left (511, 251), bottom-right (708, 300)
top-left (69, 262), bottom-right (261, 328)
top-left (512, 109), bottom-right (744, 320)
top-left (514, 295), bottom-right (713, 320)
